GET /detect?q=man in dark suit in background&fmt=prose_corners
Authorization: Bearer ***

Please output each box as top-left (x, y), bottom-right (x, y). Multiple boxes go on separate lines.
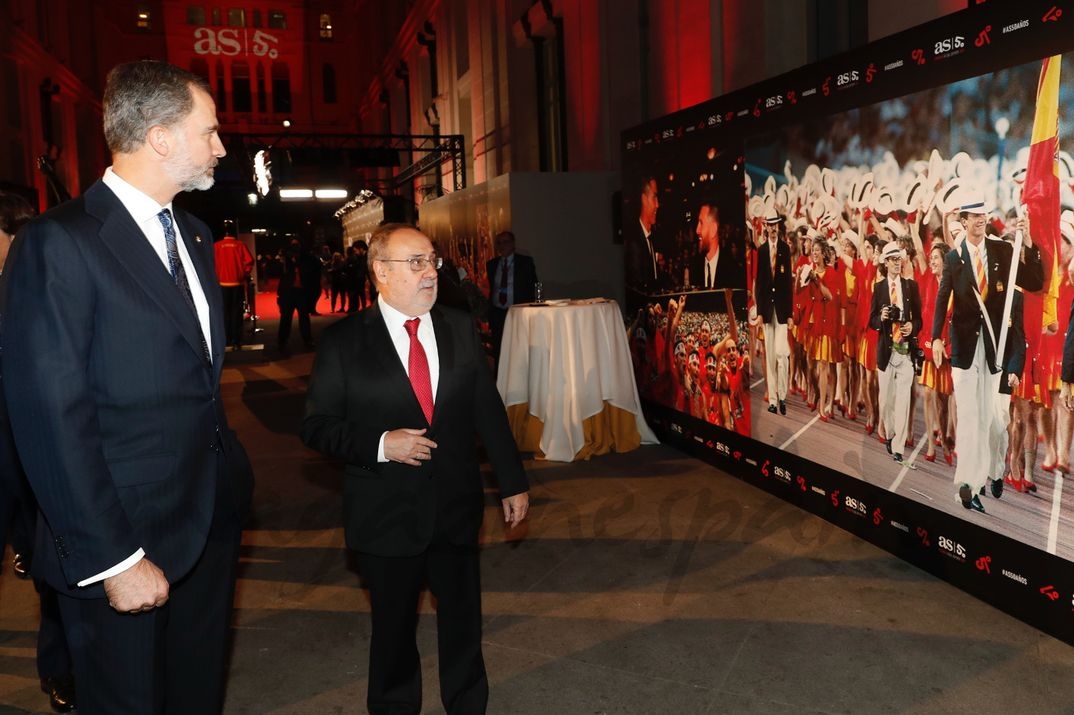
top-left (302, 223), bottom-right (529, 714)
top-left (753, 207), bottom-right (793, 415)
top-left (691, 202), bottom-right (734, 289)
top-left (0, 60), bottom-right (253, 714)
top-left (276, 237), bottom-right (322, 353)
top-left (486, 230), bottom-right (538, 360)
top-left (625, 175), bottom-right (664, 292)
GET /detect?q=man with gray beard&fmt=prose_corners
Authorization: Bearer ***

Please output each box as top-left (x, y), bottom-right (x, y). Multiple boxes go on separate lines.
top-left (0, 60), bottom-right (253, 714)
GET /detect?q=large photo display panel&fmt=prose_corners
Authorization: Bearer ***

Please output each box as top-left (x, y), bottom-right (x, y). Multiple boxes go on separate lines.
top-left (623, 1), bottom-right (1074, 643)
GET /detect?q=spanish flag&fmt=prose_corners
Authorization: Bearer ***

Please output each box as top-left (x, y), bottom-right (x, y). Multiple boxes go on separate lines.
top-left (1021, 55), bottom-right (1061, 289)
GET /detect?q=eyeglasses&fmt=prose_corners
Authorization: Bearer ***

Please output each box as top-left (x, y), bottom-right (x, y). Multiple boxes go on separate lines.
top-left (378, 256), bottom-right (443, 272)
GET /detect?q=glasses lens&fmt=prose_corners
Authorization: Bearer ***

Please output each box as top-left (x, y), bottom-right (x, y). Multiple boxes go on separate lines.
top-left (408, 256), bottom-right (442, 271)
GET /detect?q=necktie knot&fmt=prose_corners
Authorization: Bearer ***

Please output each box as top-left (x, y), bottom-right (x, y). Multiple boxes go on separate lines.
top-left (158, 208), bottom-right (173, 232)
top-left (405, 317), bottom-right (420, 337)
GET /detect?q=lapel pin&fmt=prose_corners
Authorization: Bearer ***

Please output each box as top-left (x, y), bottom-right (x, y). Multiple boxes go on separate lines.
top-left (195, 234), bottom-right (203, 243)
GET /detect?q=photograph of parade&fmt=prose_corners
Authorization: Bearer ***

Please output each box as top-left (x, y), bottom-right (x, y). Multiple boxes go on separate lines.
top-left (623, 135), bottom-right (752, 436)
top-left (742, 53), bottom-right (1074, 558)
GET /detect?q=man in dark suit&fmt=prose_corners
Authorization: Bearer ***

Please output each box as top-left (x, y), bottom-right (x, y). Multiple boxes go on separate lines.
top-left (277, 237), bottom-right (321, 353)
top-left (753, 208), bottom-right (793, 414)
top-left (932, 189), bottom-right (1042, 512)
top-left (0, 60), bottom-right (253, 714)
top-left (869, 243), bottom-right (922, 463)
top-left (303, 223), bottom-right (529, 714)
top-left (691, 202), bottom-right (734, 289)
top-left (625, 175), bottom-right (664, 292)
top-left (486, 230), bottom-right (538, 360)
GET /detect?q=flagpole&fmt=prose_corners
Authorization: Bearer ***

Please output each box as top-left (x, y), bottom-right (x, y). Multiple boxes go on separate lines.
top-left (995, 202), bottom-right (1024, 371)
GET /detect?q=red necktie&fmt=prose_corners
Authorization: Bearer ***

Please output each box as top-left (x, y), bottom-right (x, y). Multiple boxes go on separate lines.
top-left (404, 318), bottom-right (434, 423)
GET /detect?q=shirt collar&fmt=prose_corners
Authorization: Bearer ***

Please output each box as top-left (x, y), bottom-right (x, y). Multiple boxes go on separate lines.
top-left (378, 294), bottom-right (431, 326)
top-left (102, 167), bottom-right (173, 224)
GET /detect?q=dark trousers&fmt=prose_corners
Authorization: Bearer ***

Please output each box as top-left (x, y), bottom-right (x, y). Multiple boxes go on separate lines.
top-left (56, 461), bottom-right (242, 715)
top-left (36, 581), bottom-right (72, 680)
top-left (277, 290), bottom-right (311, 347)
top-left (488, 305), bottom-right (508, 361)
top-left (357, 538), bottom-right (487, 715)
top-left (220, 285), bottom-right (245, 347)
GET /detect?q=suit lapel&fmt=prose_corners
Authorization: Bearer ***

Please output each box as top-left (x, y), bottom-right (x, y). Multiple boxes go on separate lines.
top-left (430, 308), bottom-right (455, 426)
top-left (85, 183), bottom-right (209, 367)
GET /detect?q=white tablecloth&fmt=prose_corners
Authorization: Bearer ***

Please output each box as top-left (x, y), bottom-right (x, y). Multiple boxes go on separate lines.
top-left (496, 299), bottom-right (658, 461)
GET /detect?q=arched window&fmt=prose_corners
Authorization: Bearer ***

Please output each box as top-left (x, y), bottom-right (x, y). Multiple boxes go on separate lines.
top-left (319, 13), bottom-right (333, 40)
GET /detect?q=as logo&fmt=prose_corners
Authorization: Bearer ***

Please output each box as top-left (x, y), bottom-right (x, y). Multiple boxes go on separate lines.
top-left (844, 495), bottom-right (867, 516)
top-left (836, 70), bottom-right (859, 86)
top-left (765, 94), bottom-right (783, 109)
top-left (934, 36), bottom-right (964, 54)
top-left (937, 535), bottom-right (966, 559)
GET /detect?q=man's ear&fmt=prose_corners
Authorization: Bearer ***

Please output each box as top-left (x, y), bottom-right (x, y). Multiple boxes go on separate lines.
top-left (145, 125), bottom-right (171, 157)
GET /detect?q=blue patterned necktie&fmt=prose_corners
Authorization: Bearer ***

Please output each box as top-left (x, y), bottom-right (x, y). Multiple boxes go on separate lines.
top-left (157, 208), bottom-right (210, 363)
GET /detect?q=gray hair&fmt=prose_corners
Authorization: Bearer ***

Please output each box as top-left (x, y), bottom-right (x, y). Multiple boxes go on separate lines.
top-left (103, 61), bottom-right (212, 155)
top-left (367, 222), bottom-right (418, 287)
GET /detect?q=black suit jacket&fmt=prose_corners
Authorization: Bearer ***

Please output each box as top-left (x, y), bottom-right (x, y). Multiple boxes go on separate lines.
top-left (754, 240), bottom-right (793, 323)
top-left (625, 220), bottom-right (663, 291)
top-left (869, 276), bottom-right (922, 371)
top-left (933, 237), bottom-right (1043, 372)
top-left (0, 180), bottom-right (253, 597)
top-left (301, 303), bottom-right (528, 557)
top-left (689, 250), bottom-right (735, 290)
top-left (486, 253), bottom-right (538, 306)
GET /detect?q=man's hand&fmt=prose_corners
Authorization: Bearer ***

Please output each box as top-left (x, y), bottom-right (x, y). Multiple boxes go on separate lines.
top-left (384, 428), bottom-right (438, 466)
top-left (502, 492), bottom-right (529, 529)
top-left (1062, 382), bottom-right (1074, 411)
top-left (932, 339), bottom-right (945, 369)
top-left (104, 558), bottom-right (169, 614)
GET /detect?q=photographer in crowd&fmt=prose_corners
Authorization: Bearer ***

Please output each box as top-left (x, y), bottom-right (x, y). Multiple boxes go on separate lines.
top-left (871, 242), bottom-right (922, 463)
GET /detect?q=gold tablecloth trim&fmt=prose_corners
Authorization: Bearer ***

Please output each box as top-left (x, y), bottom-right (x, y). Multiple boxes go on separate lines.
top-left (505, 402), bottom-right (642, 461)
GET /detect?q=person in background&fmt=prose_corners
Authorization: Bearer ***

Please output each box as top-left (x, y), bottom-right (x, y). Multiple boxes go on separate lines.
top-left (277, 238), bottom-right (321, 354)
top-left (869, 243), bottom-right (921, 464)
top-left (213, 219), bottom-right (254, 350)
top-left (0, 190), bottom-right (76, 713)
top-left (625, 175), bottom-right (665, 292)
top-left (0, 60), bottom-right (253, 713)
top-left (485, 230), bottom-right (538, 360)
top-left (302, 222), bottom-right (529, 714)
top-left (345, 241), bottom-right (370, 313)
top-left (752, 207), bottom-right (792, 415)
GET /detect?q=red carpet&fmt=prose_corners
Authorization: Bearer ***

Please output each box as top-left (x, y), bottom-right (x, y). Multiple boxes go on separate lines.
top-left (253, 291), bottom-right (336, 320)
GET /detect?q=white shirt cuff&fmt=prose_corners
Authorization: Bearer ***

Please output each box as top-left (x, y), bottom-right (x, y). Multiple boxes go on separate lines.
top-left (76, 549), bottom-right (146, 587)
top-left (377, 431), bottom-right (388, 463)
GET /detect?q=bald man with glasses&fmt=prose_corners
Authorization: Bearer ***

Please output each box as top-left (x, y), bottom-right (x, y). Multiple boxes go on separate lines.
top-left (303, 223), bottom-right (529, 714)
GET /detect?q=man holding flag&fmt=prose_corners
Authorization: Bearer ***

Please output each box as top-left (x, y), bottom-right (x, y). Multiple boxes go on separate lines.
top-left (932, 187), bottom-right (1041, 513)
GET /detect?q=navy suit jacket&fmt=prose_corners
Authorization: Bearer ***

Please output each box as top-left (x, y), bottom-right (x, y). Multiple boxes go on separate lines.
top-left (754, 240), bottom-right (793, 323)
top-left (301, 302), bottom-right (528, 557)
top-left (932, 237), bottom-right (1042, 372)
top-left (486, 253), bottom-right (538, 306)
top-left (0, 180), bottom-right (253, 597)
